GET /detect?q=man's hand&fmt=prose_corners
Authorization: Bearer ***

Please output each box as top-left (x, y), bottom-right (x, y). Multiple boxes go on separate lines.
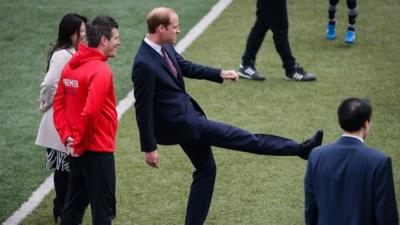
top-left (145, 150), bottom-right (160, 168)
top-left (66, 137), bottom-right (79, 157)
top-left (220, 70), bottom-right (239, 81)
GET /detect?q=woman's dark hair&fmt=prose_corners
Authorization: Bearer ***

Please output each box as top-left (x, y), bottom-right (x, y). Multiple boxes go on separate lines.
top-left (46, 13), bottom-right (87, 71)
top-left (337, 97), bottom-right (372, 132)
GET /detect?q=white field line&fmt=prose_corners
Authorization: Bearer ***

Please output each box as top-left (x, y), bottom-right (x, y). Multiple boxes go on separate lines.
top-left (2, 0), bottom-right (232, 224)
top-left (2, 174), bottom-right (54, 225)
top-left (174, 0), bottom-right (233, 53)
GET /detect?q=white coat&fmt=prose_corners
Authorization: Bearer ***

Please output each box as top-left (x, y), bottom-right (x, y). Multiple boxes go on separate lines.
top-left (35, 48), bottom-right (75, 152)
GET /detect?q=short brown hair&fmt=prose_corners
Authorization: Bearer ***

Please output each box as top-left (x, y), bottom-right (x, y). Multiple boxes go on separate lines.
top-left (87, 16), bottom-right (119, 48)
top-left (146, 7), bottom-right (175, 33)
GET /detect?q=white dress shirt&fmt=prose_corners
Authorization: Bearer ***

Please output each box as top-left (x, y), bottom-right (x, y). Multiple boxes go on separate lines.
top-left (144, 35), bottom-right (162, 56)
top-left (342, 134), bottom-right (364, 143)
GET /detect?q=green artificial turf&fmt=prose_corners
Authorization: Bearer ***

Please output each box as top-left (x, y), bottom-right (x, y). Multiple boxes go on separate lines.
top-left (3, 0), bottom-right (400, 224)
top-left (0, 0), bottom-right (217, 223)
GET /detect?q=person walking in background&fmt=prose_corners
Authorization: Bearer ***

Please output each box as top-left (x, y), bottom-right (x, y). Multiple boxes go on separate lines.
top-left (326, 0), bottom-right (357, 44)
top-left (132, 7), bottom-right (324, 225)
top-left (304, 97), bottom-right (398, 225)
top-left (238, 0), bottom-right (316, 81)
top-left (53, 15), bottom-right (120, 225)
top-left (35, 13), bottom-right (87, 223)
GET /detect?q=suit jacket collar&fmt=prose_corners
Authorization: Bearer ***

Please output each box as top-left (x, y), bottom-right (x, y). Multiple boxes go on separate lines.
top-left (144, 36), bottom-right (162, 56)
top-left (141, 40), bottom-right (184, 88)
top-left (337, 136), bottom-right (365, 146)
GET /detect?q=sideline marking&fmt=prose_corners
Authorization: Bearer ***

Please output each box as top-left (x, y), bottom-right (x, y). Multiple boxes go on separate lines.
top-left (3, 0), bottom-right (232, 224)
top-left (2, 174), bottom-right (54, 225)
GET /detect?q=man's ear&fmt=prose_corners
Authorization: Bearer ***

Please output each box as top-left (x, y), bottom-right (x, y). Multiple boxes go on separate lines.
top-left (157, 25), bottom-right (166, 34)
top-left (362, 120), bottom-right (372, 134)
top-left (99, 36), bottom-right (108, 46)
top-left (364, 120), bottom-right (371, 130)
top-left (362, 120), bottom-right (371, 139)
top-left (363, 120), bottom-right (370, 129)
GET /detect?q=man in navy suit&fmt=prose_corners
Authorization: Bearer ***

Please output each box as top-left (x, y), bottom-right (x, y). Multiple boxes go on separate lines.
top-left (132, 7), bottom-right (324, 225)
top-left (305, 97), bottom-right (398, 225)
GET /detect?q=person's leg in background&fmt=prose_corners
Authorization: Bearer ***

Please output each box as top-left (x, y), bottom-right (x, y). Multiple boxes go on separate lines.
top-left (327, 0), bottom-right (339, 40)
top-left (53, 169), bottom-right (69, 221)
top-left (46, 148), bottom-right (70, 222)
top-left (268, 0), bottom-right (316, 81)
top-left (344, 0), bottom-right (357, 44)
top-left (239, 0), bottom-right (269, 80)
top-left (267, 0), bottom-right (295, 77)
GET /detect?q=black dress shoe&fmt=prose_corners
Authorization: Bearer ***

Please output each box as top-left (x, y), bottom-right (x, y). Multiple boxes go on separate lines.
top-left (299, 129), bottom-right (324, 159)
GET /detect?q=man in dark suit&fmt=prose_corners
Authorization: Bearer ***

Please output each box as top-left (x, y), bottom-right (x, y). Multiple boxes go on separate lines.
top-left (132, 7), bottom-right (324, 225)
top-left (304, 97), bottom-right (398, 225)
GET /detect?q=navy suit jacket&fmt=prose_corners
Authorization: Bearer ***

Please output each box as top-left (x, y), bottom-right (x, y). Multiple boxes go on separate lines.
top-left (131, 40), bottom-right (222, 152)
top-left (305, 136), bottom-right (398, 225)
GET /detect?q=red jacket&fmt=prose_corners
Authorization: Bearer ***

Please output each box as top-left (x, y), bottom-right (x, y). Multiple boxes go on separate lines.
top-left (53, 43), bottom-right (117, 156)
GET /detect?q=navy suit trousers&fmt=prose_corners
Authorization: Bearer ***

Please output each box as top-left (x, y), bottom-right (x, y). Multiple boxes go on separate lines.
top-left (180, 117), bottom-right (302, 225)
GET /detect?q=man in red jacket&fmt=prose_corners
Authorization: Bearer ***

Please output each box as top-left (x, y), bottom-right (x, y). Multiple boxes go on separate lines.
top-left (53, 15), bottom-right (120, 225)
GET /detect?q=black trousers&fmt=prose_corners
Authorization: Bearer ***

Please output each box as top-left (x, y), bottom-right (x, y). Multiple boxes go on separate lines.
top-left (180, 118), bottom-right (303, 225)
top-left (53, 170), bottom-right (69, 218)
top-left (242, 0), bottom-right (296, 75)
top-left (60, 152), bottom-right (116, 225)
top-left (329, 0), bottom-right (357, 9)
top-left (46, 148), bottom-right (70, 218)
top-left (329, 0), bottom-right (357, 25)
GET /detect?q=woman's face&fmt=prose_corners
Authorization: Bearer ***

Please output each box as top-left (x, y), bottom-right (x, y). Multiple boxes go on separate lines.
top-left (79, 23), bottom-right (86, 43)
top-left (71, 22), bottom-right (86, 48)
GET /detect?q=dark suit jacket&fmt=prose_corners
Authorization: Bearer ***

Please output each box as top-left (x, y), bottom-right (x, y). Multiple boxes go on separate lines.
top-left (131, 40), bottom-right (222, 152)
top-left (305, 136), bottom-right (398, 225)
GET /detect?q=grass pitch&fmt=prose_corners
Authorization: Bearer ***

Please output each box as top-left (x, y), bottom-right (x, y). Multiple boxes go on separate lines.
top-left (1, 0), bottom-right (399, 224)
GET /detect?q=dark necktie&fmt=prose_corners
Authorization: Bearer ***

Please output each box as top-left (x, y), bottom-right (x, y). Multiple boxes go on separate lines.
top-left (161, 47), bottom-right (178, 77)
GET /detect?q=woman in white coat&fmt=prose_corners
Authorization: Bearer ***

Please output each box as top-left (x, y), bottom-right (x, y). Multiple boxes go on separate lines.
top-left (36, 13), bottom-right (87, 222)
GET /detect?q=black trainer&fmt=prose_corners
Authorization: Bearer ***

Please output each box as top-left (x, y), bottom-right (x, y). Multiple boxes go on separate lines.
top-left (286, 64), bottom-right (316, 81)
top-left (238, 64), bottom-right (266, 81)
top-left (299, 129), bottom-right (324, 160)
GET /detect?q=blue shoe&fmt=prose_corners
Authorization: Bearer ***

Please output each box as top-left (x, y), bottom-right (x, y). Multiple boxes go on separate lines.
top-left (344, 28), bottom-right (356, 44)
top-left (326, 23), bottom-right (336, 40)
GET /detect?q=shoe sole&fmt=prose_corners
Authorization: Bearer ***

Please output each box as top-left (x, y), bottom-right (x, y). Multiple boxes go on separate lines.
top-left (327, 36), bottom-right (336, 40)
top-left (284, 76), bottom-right (316, 82)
